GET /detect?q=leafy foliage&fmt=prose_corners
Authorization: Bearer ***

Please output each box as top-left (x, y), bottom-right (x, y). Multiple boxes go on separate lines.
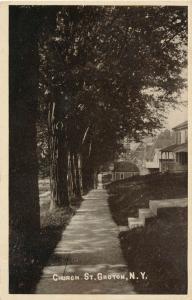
top-left (39, 6), bottom-right (187, 171)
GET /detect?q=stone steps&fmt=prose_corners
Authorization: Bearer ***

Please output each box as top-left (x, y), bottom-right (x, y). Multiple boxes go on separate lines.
top-left (149, 198), bottom-right (188, 215)
top-left (139, 208), bottom-right (155, 220)
top-left (118, 226), bottom-right (129, 232)
top-left (128, 217), bottom-right (145, 229)
top-left (128, 198), bottom-right (187, 230)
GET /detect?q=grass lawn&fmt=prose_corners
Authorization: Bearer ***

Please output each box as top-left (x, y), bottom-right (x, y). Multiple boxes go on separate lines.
top-left (107, 173), bottom-right (188, 294)
top-left (39, 177), bottom-right (82, 273)
top-left (107, 172), bottom-right (187, 225)
top-left (10, 178), bottom-right (81, 293)
top-left (13, 178), bottom-right (82, 293)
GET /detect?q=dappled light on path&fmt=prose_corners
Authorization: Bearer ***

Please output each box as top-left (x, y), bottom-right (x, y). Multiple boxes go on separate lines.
top-left (35, 189), bottom-right (136, 294)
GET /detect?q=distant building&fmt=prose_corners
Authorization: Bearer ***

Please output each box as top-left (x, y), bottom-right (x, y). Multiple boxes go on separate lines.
top-left (129, 130), bottom-right (175, 174)
top-left (145, 148), bottom-right (162, 173)
top-left (160, 121), bottom-right (188, 173)
top-left (112, 161), bottom-right (140, 181)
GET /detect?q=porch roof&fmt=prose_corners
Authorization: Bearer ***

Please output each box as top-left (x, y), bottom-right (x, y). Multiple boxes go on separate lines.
top-left (160, 143), bottom-right (187, 153)
top-left (172, 120), bottom-right (188, 131)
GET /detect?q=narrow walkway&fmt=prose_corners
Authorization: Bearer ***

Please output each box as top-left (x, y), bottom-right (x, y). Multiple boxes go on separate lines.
top-left (35, 189), bottom-right (136, 294)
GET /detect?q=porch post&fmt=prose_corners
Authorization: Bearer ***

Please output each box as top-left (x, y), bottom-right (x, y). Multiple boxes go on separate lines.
top-left (160, 151), bottom-right (162, 172)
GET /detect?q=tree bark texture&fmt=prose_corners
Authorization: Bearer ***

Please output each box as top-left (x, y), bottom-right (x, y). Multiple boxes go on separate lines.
top-left (70, 152), bottom-right (78, 196)
top-left (73, 153), bottom-right (82, 197)
top-left (81, 155), bottom-right (95, 193)
top-left (48, 103), bottom-right (70, 209)
top-left (9, 7), bottom-right (40, 293)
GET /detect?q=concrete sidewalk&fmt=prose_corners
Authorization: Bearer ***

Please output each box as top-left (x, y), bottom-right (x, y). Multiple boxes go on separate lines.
top-left (35, 189), bottom-right (136, 294)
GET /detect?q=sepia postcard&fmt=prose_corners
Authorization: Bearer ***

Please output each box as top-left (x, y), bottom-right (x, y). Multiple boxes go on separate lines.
top-left (0, 1), bottom-right (191, 299)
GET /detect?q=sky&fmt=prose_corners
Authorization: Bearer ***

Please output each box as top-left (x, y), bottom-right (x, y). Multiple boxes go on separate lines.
top-left (130, 76), bottom-right (188, 150)
top-left (164, 88), bottom-right (188, 130)
top-left (163, 68), bottom-right (187, 130)
top-left (130, 93), bottom-right (187, 151)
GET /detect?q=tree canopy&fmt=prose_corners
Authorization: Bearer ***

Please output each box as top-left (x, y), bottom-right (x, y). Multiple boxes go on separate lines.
top-left (39, 5), bottom-right (187, 182)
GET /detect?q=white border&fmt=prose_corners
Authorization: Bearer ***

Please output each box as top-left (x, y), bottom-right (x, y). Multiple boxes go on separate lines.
top-left (0, 1), bottom-right (191, 299)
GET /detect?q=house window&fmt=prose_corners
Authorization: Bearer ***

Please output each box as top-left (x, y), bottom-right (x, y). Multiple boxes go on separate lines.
top-left (185, 130), bottom-right (188, 142)
top-left (176, 152), bottom-right (188, 165)
top-left (181, 152), bottom-right (188, 165)
top-left (176, 131), bottom-right (181, 144)
top-left (120, 173), bottom-right (124, 179)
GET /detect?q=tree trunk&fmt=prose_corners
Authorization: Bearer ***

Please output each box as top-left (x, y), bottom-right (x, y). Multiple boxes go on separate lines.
top-left (93, 170), bottom-right (98, 189)
top-left (74, 153), bottom-right (82, 197)
top-left (48, 105), bottom-right (70, 210)
top-left (9, 7), bottom-right (40, 293)
top-left (70, 152), bottom-right (77, 196)
top-left (82, 155), bottom-right (95, 193)
top-left (68, 152), bottom-right (74, 199)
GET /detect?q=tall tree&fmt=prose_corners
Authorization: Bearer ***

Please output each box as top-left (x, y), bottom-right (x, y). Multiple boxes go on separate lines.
top-left (9, 7), bottom-right (41, 292)
top-left (9, 6), bottom-right (58, 292)
top-left (39, 7), bottom-right (104, 207)
top-left (39, 6), bottom-right (187, 205)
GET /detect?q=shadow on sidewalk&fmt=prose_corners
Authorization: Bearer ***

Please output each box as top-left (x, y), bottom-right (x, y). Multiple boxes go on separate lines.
top-left (9, 199), bottom-right (82, 294)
